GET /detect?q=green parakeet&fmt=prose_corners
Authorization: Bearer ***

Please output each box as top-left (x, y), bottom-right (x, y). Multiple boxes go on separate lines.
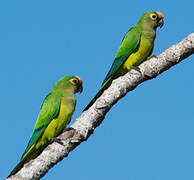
top-left (84, 11), bottom-right (164, 111)
top-left (8, 75), bottom-right (83, 177)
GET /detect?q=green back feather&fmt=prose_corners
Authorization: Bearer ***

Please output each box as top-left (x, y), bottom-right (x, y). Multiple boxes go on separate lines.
top-left (83, 27), bottom-right (141, 111)
top-left (84, 11), bottom-right (161, 111)
top-left (8, 75), bottom-right (82, 177)
top-left (101, 26), bottom-right (141, 86)
top-left (21, 92), bottom-right (61, 159)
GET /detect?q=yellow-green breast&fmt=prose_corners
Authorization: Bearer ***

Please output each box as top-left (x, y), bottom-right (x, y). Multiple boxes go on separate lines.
top-left (36, 96), bottom-right (75, 148)
top-left (123, 33), bottom-right (154, 70)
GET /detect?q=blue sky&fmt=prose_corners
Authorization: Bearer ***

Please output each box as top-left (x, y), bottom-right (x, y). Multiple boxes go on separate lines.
top-left (1, 0), bottom-right (194, 179)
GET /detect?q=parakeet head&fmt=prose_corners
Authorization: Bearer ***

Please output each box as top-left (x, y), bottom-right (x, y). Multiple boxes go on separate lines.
top-left (137, 11), bottom-right (164, 29)
top-left (52, 75), bottom-right (83, 94)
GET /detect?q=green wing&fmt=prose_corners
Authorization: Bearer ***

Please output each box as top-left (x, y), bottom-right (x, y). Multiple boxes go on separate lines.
top-left (21, 92), bottom-right (61, 159)
top-left (7, 92), bottom-right (61, 177)
top-left (102, 26), bottom-right (142, 86)
top-left (83, 26), bottom-right (141, 111)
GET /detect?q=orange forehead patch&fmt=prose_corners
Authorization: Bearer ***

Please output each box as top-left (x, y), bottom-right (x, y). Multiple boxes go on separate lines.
top-left (75, 75), bottom-right (82, 84)
top-left (156, 12), bottom-right (164, 19)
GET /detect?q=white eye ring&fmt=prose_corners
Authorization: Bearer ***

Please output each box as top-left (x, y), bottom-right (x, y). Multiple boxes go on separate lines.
top-left (150, 13), bottom-right (157, 20)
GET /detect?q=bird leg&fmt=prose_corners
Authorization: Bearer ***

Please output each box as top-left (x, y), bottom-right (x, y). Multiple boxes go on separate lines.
top-left (130, 66), bottom-right (142, 74)
top-left (146, 55), bottom-right (158, 61)
top-left (62, 127), bottom-right (74, 133)
top-left (50, 137), bottom-right (64, 146)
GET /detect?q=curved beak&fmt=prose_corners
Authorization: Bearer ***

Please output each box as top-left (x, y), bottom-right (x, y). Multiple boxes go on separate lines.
top-left (78, 84), bottom-right (83, 93)
top-left (156, 11), bottom-right (164, 28)
top-left (158, 19), bottom-right (164, 28)
top-left (75, 75), bottom-right (83, 93)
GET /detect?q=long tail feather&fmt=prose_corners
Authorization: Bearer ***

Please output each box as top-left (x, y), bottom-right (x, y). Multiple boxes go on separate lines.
top-left (7, 144), bottom-right (46, 178)
top-left (83, 78), bottom-right (112, 111)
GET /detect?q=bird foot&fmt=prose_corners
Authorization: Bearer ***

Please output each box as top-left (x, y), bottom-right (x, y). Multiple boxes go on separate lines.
top-left (146, 55), bottom-right (158, 61)
top-left (51, 137), bottom-right (64, 146)
top-left (62, 127), bottom-right (74, 133)
top-left (130, 66), bottom-right (142, 74)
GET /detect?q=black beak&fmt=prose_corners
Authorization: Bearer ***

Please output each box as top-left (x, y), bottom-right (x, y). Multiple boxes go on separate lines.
top-left (158, 18), bottom-right (164, 28)
top-left (78, 84), bottom-right (83, 93)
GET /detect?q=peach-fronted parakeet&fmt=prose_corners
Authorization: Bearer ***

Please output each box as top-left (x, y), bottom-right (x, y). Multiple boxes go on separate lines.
top-left (8, 75), bottom-right (83, 177)
top-left (84, 11), bottom-right (164, 111)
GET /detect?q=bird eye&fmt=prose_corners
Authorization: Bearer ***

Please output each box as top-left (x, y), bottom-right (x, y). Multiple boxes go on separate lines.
top-left (73, 79), bottom-right (78, 83)
top-left (150, 13), bottom-right (157, 20)
top-left (69, 78), bottom-right (78, 85)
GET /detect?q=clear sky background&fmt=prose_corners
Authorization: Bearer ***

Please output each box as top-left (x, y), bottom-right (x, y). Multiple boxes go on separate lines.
top-left (1, 0), bottom-right (194, 179)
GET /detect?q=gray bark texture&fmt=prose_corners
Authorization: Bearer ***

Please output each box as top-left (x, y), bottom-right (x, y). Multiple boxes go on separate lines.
top-left (7, 33), bottom-right (194, 180)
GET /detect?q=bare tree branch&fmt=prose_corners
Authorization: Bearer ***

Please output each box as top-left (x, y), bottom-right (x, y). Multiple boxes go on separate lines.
top-left (7, 33), bottom-right (194, 180)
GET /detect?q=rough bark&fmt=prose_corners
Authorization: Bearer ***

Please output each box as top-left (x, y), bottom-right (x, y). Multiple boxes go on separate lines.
top-left (7, 33), bottom-right (194, 180)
